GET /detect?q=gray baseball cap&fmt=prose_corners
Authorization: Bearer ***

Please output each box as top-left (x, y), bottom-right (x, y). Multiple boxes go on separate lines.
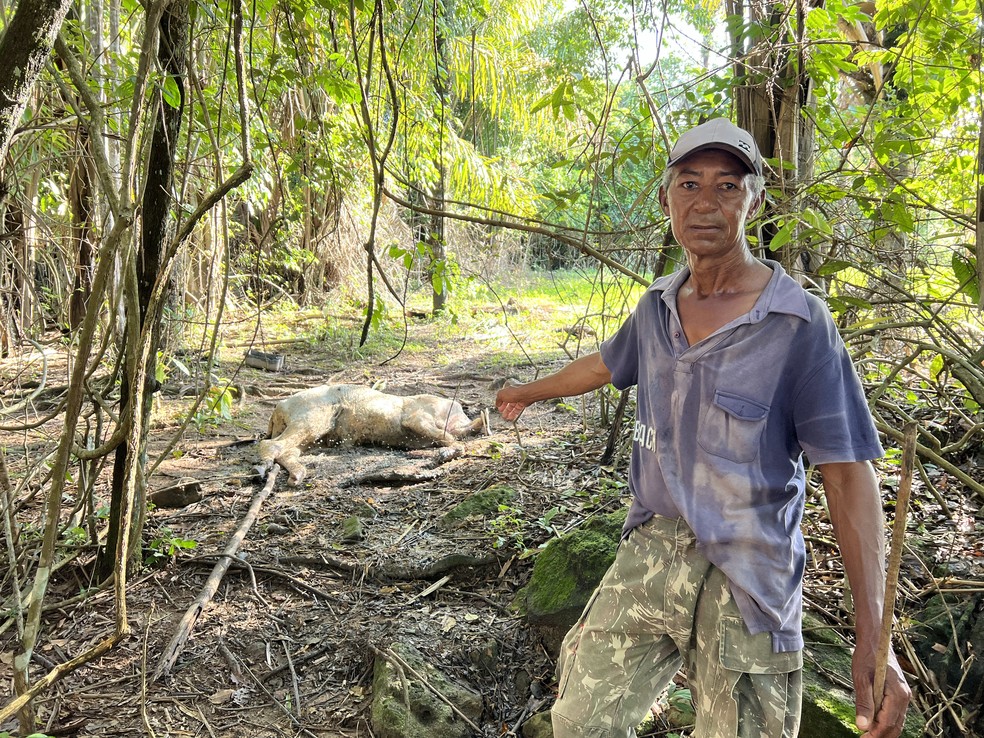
top-left (667, 118), bottom-right (763, 176)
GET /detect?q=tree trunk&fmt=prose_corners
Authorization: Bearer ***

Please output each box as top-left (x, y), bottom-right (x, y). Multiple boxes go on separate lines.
top-left (68, 128), bottom-right (96, 330)
top-left (0, 0), bottom-right (73, 357)
top-left (427, 205), bottom-right (447, 313)
top-left (977, 100), bottom-right (984, 308)
top-left (99, 0), bottom-right (188, 578)
top-left (0, 0), bottom-right (74, 168)
top-left (429, 3), bottom-right (449, 315)
top-left (733, 0), bottom-right (814, 273)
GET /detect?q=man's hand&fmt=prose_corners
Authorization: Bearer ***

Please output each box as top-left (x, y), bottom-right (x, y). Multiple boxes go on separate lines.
top-left (495, 384), bottom-right (528, 422)
top-left (852, 644), bottom-right (911, 737)
top-left (493, 352), bottom-right (612, 423)
top-left (819, 460), bottom-right (913, 738)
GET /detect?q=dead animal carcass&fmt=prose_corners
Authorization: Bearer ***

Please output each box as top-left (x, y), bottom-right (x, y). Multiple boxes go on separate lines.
top-left (257, 383), bottom-right (488, 484)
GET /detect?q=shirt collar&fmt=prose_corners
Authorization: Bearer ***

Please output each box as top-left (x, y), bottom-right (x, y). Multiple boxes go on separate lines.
top-left (656, 258), bottom-right (812, 324)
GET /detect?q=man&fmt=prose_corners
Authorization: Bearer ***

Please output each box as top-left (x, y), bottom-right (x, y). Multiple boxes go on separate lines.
top-left (496, 118), bottom-right (912, 738)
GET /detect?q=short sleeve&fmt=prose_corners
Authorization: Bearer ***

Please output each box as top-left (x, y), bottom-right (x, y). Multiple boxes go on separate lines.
top-left (793, 346), bottom-right (883, 464)
top-left (601, 311), bottom-right (640, 390)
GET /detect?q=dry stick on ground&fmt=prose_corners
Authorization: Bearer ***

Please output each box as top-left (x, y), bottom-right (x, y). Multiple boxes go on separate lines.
top-left (140, 604), bottom-right (158, 738)
top-left (874, 421), bottom-right (917, 715)
top-left (153, 465), bottom-right (280, 681)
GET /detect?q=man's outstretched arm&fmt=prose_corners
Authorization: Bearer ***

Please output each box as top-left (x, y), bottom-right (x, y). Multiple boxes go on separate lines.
top-left (819, 460), bottom-right (912, 738)
top-left (496, 352), bottom-right (612, 421)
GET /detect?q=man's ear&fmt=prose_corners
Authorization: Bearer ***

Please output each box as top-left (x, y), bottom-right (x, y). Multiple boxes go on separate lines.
top-left (745, 189), bottom-right (766, 220)
top-left (658, 187), bottom-right (669, 214)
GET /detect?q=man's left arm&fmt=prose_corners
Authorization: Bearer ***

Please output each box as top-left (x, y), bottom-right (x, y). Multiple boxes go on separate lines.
top-left (818, 459), bottom-right (912, 738)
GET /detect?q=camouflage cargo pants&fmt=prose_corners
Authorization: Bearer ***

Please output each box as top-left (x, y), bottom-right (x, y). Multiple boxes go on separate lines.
top-left (551, 515), bottom-right (802, 738)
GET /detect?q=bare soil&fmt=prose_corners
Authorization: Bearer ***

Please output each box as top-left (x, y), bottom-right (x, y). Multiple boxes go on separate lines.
top-left (1, 306), bottom-right (620, 738)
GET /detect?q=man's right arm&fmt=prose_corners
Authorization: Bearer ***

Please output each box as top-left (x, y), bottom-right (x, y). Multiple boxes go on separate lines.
top-left (495, 352), bottom-right (612, 421)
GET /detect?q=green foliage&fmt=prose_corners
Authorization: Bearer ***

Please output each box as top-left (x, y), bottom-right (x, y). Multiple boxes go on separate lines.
top-left (952, 252), bottom-right (980, 304)
top-left (488, 503), bottom-right (563, 553)
top-left (145, 529), bottom-right (198, 567)
top-left (192, 384), bottom-right (236, 431)
top-left (488, 503), bottom-right (529, 551)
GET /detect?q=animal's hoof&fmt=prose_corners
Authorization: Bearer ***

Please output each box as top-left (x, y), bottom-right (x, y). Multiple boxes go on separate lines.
top-left (252, 464), bottom-right (269, 482)
top-left (435, 446), bottom-right (462, 464)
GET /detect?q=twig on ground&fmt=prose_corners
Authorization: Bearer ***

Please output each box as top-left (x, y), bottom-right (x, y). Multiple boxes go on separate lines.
top-left (278, 551), bottom-right (500, 582)
top-left (278, 633), bottom-right (303, 718)
top-left (237, 659), bottom-right (320, 738)
top-left (184, 556), bottom-right (341, 612)
top-left (140, 606), bottom-right (158, 738)
top-left (195, 706), bottom-right (219, 738)
top-left (153, 464), bottom-right (280, 681)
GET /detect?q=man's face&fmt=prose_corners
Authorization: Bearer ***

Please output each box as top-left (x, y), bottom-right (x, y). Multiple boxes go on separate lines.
top-left (658, 149), bottom-right (764, 260)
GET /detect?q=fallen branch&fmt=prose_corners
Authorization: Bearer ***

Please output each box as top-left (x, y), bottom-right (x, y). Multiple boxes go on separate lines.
top-left (279, 551), bottom-right (500, 583)
top-left (0, 632), bottom-right (123, 723)
top-left (183, 556), bottom-right (343, 608)
top-left (153, 464), bottom-right (280, 681)
top-left (339, 465), bottom-right (444, 487)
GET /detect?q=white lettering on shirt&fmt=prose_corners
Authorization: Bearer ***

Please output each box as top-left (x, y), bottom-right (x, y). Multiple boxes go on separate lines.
top-left (633, 420), bottom-right (658, 452)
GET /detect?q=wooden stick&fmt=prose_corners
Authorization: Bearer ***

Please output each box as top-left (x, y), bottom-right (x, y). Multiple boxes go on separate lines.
top-left (873, 421), bottom-right (917, 714)
top-left (153, 464), bottom-right (280, 681)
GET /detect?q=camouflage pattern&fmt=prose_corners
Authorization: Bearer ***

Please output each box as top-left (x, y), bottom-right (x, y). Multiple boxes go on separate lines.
top-left (551, 515), bottom-right (802, 738)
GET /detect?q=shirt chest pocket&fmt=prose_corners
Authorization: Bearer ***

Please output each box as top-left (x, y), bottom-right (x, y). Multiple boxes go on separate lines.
top-left (698, 390), bottom-right (769, 463)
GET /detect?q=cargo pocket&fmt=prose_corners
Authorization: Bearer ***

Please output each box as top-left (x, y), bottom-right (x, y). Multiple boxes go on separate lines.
top-left (698, 391), bottom-right (769, 463)
top-left (718, 617), bottom-right (804, 738)
top-left (718, 616), bottom-right (802, 674)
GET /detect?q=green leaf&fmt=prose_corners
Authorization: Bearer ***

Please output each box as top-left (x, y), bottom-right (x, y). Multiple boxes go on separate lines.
top-left (839, 295), bottom-right (874, 309)
top-left (802, 208), bottom-right (833, 235)
top-left (324, 78), bottom-right (361, 104)
top-left (952, 253), bottom-right (980, 303)
top-left (817, 259), bottom-right (852, 276)
top-left (529, 91), bottom-right (554, 115)
top-left (170, 356), bottom-right (191, 377)
top-left (162, 76), bottom-right (181, 108)
top-left (768, 220), bottom-right (796, 251)
top-left (551, 81), bottom-right (568, 109)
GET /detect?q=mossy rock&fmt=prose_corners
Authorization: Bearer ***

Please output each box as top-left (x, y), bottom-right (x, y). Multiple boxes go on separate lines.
top-left (521, 508), bottom-right (627, 633)
top-left (371, 641), bottom-right (482, 738)
top-left (441, 485), bottom-right (517, 527)
top-left (909, 592), bottom-right (983, 735)
top-left (521, 711), bottom-right (553, 738)
top-left (911, 593), bottom-right (984, 698)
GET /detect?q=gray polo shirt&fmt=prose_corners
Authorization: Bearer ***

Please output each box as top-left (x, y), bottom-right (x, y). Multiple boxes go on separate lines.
top-left (600, 259), bottom-right (883, 652)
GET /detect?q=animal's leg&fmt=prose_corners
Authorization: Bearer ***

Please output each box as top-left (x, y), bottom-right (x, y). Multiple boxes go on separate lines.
top-left (258, 404), bottom-right (342, 485)
top-left (402, 409), bottom-right (455, 446)
top-left (468, 409), bottom-right (490, 437)
top-left (278, 447), bottom-right (307, 486)
top-left (256, 439), bottom-right (281, 477)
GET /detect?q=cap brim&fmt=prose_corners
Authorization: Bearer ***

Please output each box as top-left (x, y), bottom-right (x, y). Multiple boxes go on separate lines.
top-left (667, 143), bottom-right (760, 175)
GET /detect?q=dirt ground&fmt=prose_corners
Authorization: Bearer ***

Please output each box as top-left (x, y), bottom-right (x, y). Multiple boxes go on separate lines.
top-left (2, 301), bottom-right (983, 737)
top-left (1, 306), bottom-right (625, 738)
